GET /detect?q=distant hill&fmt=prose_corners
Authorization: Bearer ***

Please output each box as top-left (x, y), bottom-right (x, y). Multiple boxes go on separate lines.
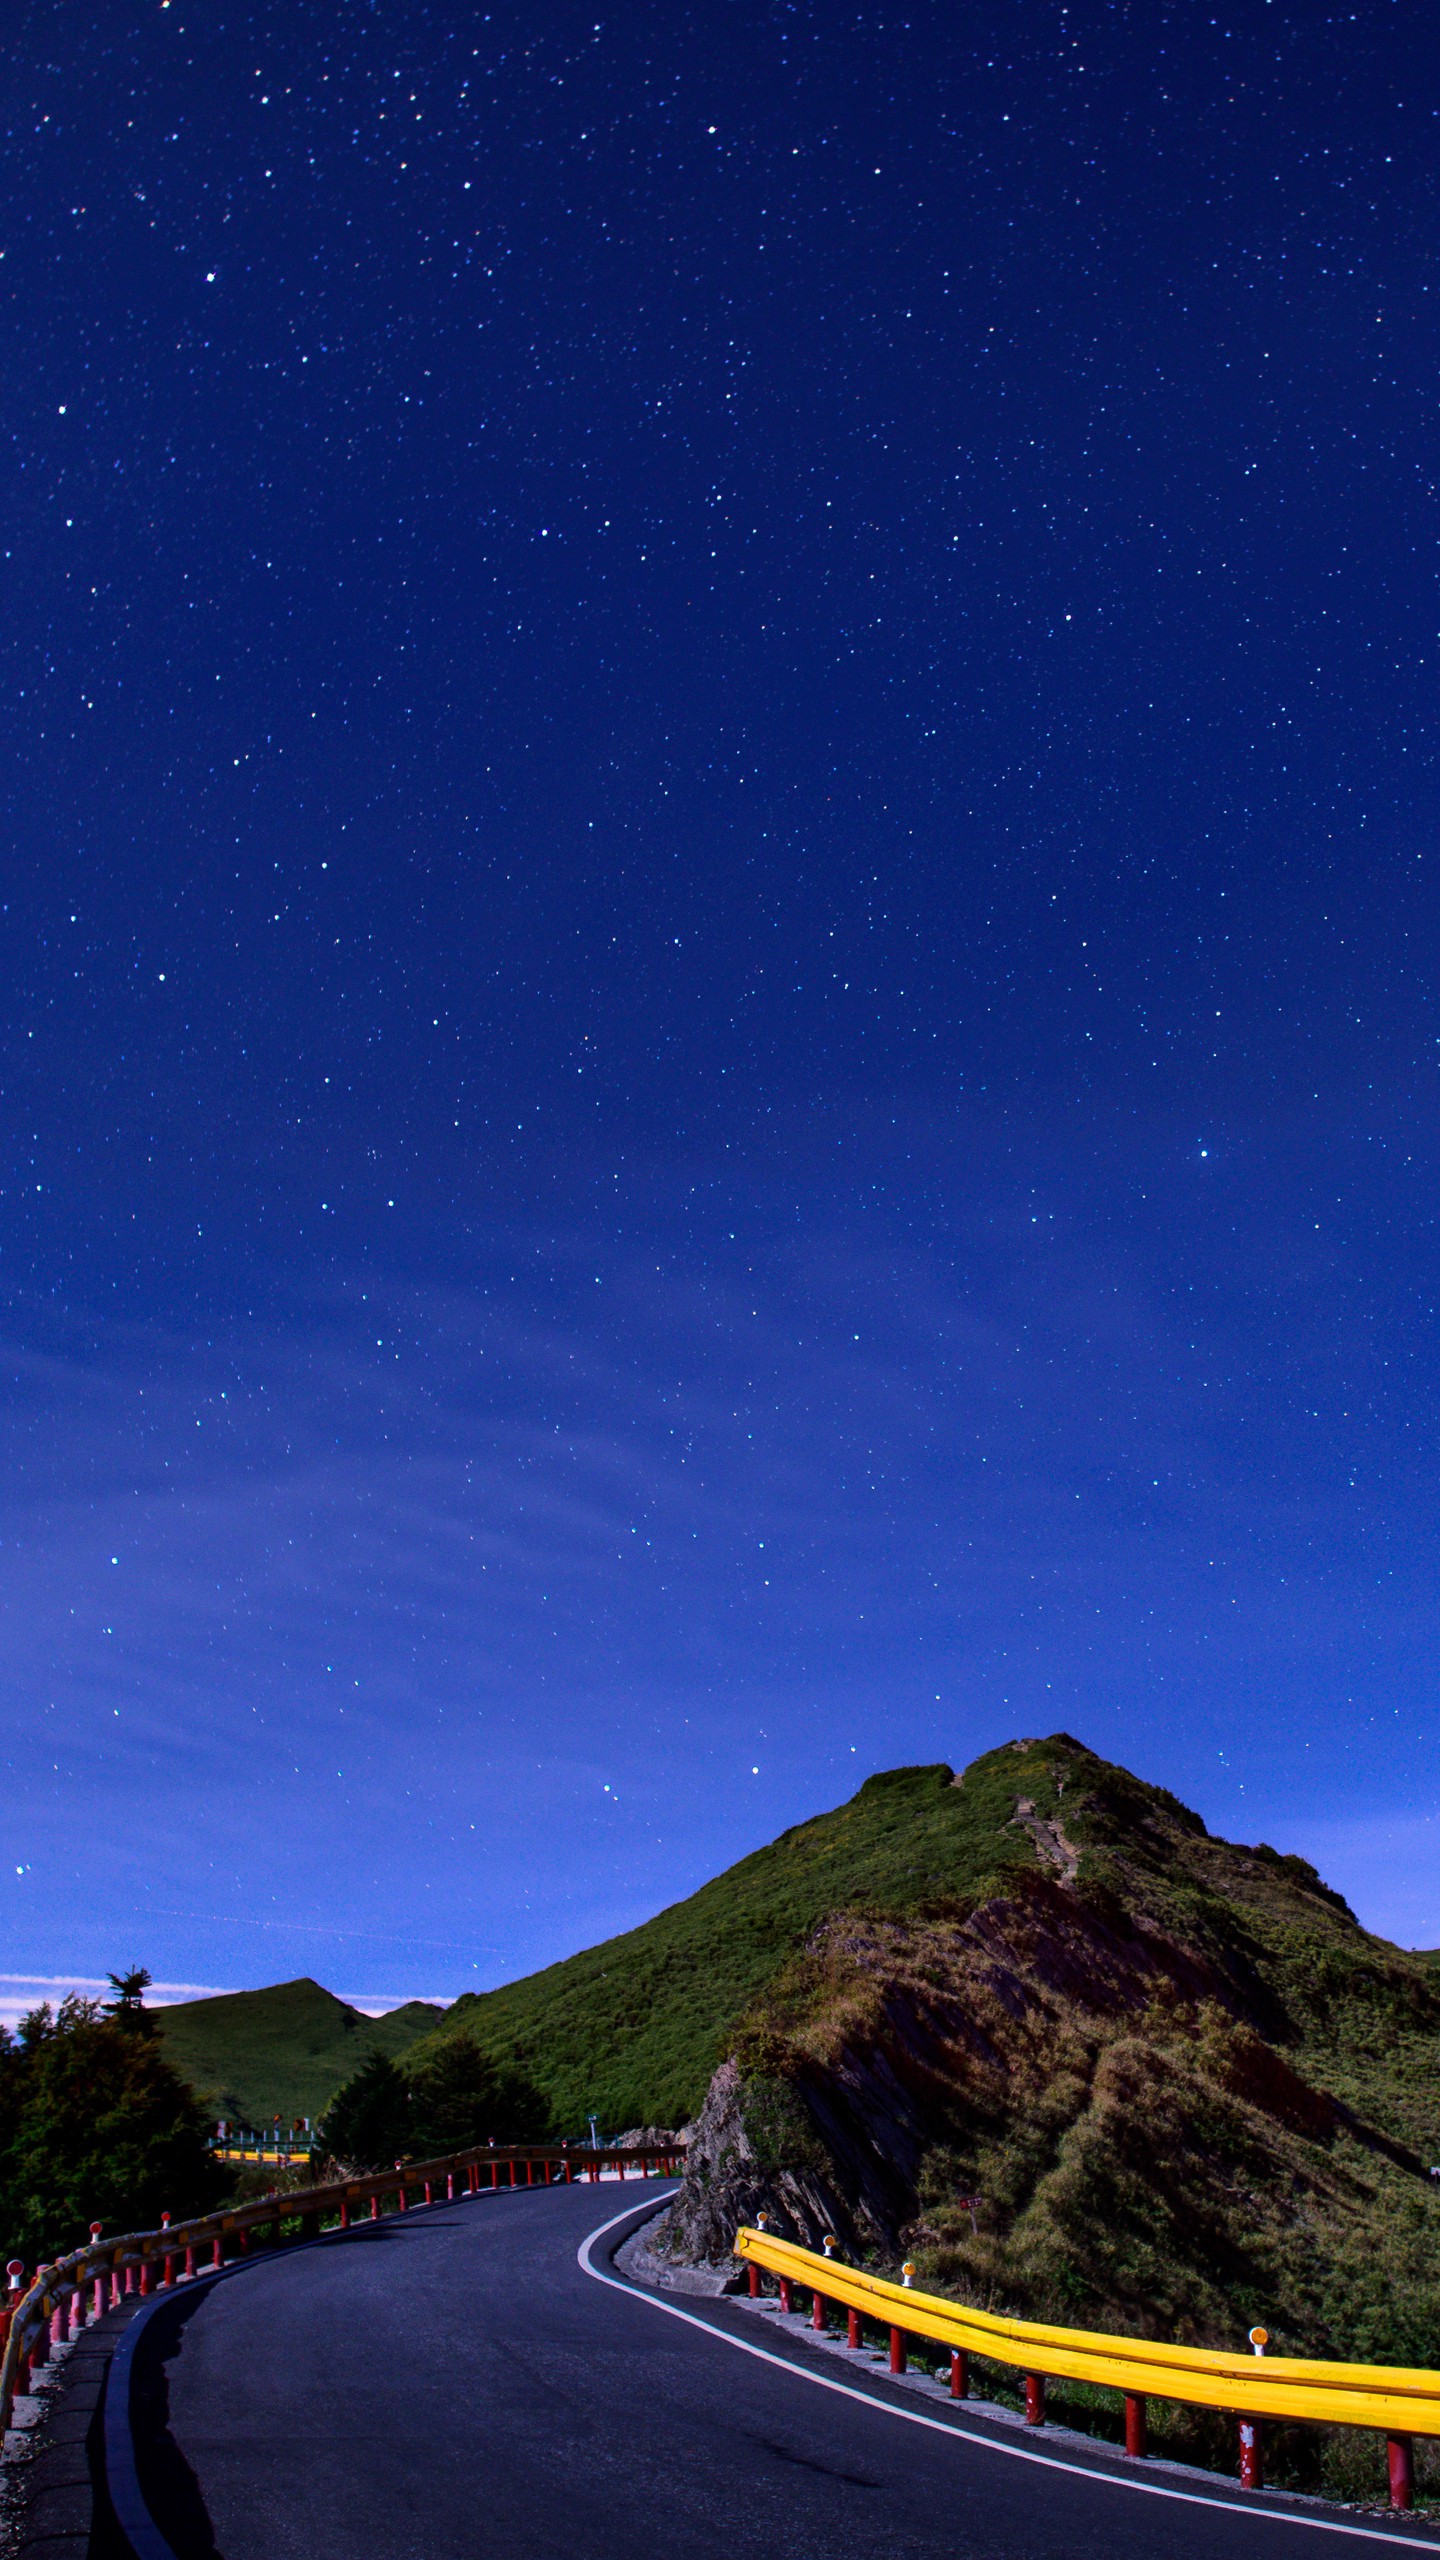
top-left (154, 1977), bottom-right (444, 2124)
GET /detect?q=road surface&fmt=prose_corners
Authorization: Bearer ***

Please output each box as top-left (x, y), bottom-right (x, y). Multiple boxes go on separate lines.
top-left (110, 2180), bottom-right (1439, 2560)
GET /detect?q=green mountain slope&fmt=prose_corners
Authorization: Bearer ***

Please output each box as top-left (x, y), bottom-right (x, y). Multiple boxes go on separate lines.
top-left (417, 1733), bottom-right (1440, 2407)
top-left (657, 1737), bottom-right (1440, 2409)
top-left (435, 1739), bottom-right (1440, 2162)
top-left (431, 1756), bottom-right (1047, 2129)
top-left (154, 1977), bottom-right (443, 2124)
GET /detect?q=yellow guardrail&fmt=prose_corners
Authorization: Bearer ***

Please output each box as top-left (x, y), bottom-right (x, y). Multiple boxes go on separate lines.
top-left (735, 2226), bottom-right (1440, 2511)
top-left (212, 2146), bottom-right (314, 2167)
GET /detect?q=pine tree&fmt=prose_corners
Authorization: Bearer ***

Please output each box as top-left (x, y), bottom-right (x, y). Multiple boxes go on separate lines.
top-left (408, 2034), bottom-right (551, 2153)
top-left (316, 2051), bottom-right (414, 2172)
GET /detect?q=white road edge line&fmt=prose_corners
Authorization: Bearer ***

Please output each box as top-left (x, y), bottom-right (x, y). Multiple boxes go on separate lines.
top-left (578, 2194), bottom-right (1439, 2552)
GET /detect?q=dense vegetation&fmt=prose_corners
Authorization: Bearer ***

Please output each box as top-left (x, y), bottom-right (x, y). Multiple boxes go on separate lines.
top-left (0, 1981), bottom-right (226, 2260)
top-left (154, 1977), bottom-right (443, 2123)
top-left (316, 2034), bottom-right (551, 2171)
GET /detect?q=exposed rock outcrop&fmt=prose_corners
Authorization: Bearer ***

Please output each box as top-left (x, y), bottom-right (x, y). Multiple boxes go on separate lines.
top-left (666, 1816), bottom-right (1440, 2366)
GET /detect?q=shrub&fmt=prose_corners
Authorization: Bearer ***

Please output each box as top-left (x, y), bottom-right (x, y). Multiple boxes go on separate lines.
top-left (0, 1997), bottom-right (225, 2259)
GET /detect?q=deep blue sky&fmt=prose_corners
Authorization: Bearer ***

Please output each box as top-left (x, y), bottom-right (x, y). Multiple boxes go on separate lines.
top-left (3, 0), bottom-right (1439, 2008)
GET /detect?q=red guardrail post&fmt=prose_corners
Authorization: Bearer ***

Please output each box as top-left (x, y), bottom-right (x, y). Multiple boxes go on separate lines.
top-left (1125, 2393), bottom-right (1147, 2458)
top-left (813, 2234), bottom-right (837, 2333)
top-left (370, 2194), bottom-right (380, 2222)
top-left (748, 2264), bottom-right (761, 2299)
top-left (950, 2349), bottom-right (968, 2399)
top-left (1388, 2436), bottom-right (1414, 2513)
top-left (891, 2260), bottom-right (915, 2374)
top-left (30, 2276), bottom-right (51, 2384)
top-left (1024, 2373), bottom-right (1045, 2426)
top-left (779, 2278), bottom-right (793, 2315)
top-left (1240, 2325), bottom-right (1267, 2488)
top-left (211, 2235), bottom-right (223, 2268)
top-left (847, 2307), bottom-right (861, 2348)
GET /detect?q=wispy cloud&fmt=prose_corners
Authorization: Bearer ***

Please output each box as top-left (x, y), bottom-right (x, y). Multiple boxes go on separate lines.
top-left (0, 1974), bottom-right (450, 2032)
top-left (0, 1973), bottom-right (229, 2033)
top-left (2, 1123), bottom-right (1436, 1987)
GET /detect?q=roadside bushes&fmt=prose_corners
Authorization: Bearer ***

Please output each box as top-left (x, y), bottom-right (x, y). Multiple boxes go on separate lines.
top-left (409, 2033), bottom-right (550, 2154)
top-left (316, 2034), bottom-right (551, 2173)
top-left (0, 1993), bottom-right (226, 2259)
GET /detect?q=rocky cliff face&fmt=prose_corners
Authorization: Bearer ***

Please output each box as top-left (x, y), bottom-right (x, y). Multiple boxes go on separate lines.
top-left (668, 1737), bottom-right (1440, 2368)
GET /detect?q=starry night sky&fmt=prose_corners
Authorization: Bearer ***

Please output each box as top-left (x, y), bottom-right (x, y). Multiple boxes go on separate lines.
top-left (3, 0), bottom-right (1439, 2011)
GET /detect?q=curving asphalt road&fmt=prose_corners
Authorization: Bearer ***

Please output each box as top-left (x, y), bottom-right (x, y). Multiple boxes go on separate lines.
top-left (108, 2182), bottom-right (1440, 2560)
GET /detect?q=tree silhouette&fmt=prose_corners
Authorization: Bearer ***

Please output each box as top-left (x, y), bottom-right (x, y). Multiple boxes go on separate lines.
top-left (0, 1995), bottom-right (224, 2256)
top-left (105, 1968), bottom-right (155, 2032)
top-left (409, 2035), bottom-right (550, 2153)
top-left (316, 2051), bottom-right (414, 2172)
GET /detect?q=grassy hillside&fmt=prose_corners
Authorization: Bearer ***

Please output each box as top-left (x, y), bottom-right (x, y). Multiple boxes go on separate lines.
top-left (433, 1756), bottom-right (1045, 2128)
top-left (154, 1977), bottom-right (443, 2123)
top-left (431, 1741), bottom-right (1440, 2141)
top-left (438, 1740), bottom-right (1434, 2140)
top-left (656, 1734), bottom-right (1440, 2465)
